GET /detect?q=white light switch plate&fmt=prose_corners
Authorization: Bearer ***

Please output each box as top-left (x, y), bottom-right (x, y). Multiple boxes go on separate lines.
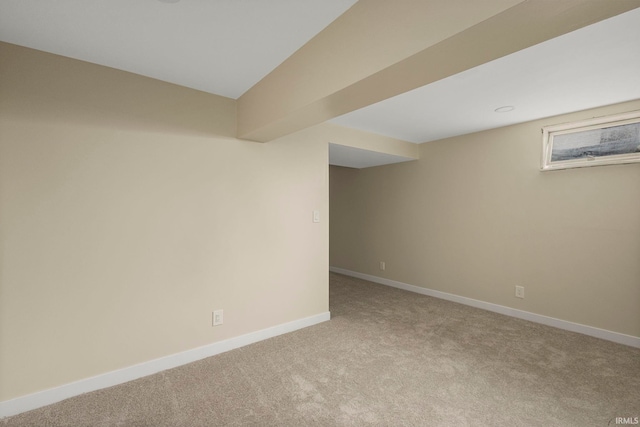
top-left (213, 309), bottom-right (223, 326)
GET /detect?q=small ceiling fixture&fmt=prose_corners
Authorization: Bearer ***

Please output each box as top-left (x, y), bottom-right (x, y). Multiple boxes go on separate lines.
top-left (494, 106), bottom-right (515, 113)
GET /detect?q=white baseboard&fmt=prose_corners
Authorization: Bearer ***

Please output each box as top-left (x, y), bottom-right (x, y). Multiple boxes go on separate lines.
top-left (330, 266), bottom-right (640, 349)
top-left (0, 311), bottom-right (331, 419)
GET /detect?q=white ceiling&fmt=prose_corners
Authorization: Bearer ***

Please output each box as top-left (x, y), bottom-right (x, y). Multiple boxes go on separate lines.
top-left (0, 0), bottom-right (357, 99)
top-left (1, 2), bottom-right (639, 168)
top-left (331, 7), bottom-right (640, 144)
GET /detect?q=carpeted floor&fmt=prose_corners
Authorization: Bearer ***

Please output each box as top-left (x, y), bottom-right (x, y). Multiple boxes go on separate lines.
top-left (3, 272), bottom-right (639, 426)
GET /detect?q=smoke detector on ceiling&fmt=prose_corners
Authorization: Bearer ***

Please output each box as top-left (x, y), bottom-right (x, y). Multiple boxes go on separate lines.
top-left (494, 106), bottom-right (515, 113)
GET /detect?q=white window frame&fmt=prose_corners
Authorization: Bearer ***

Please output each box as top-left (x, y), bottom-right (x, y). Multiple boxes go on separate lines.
top-left (541, 110), bottom-right (640, 171)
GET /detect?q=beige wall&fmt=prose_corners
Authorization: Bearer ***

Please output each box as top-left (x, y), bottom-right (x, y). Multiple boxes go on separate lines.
top-left (321, 122), bottom-right (419, 160)
top-left (0, 43), bottom-right (329, 401)
top-left (331, 99), bottom-right (640, 338)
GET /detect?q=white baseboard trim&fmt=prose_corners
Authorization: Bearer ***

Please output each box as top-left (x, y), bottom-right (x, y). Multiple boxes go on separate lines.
top-left (0, 311), bottom-right (331, 419)
top-left (330, 266), bottom-right (640, 349)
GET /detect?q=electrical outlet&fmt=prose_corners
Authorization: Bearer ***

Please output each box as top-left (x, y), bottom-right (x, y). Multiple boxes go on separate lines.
top-left (515, 286), bottom-right (524, 299)
top-left (379, 261), bottom-right (385, 271)
top-left (213, 309), bottom-right (223, 326)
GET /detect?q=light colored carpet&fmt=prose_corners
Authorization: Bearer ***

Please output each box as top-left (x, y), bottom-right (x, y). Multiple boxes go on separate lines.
top-left (3, 272), bottom-right (639, 426)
